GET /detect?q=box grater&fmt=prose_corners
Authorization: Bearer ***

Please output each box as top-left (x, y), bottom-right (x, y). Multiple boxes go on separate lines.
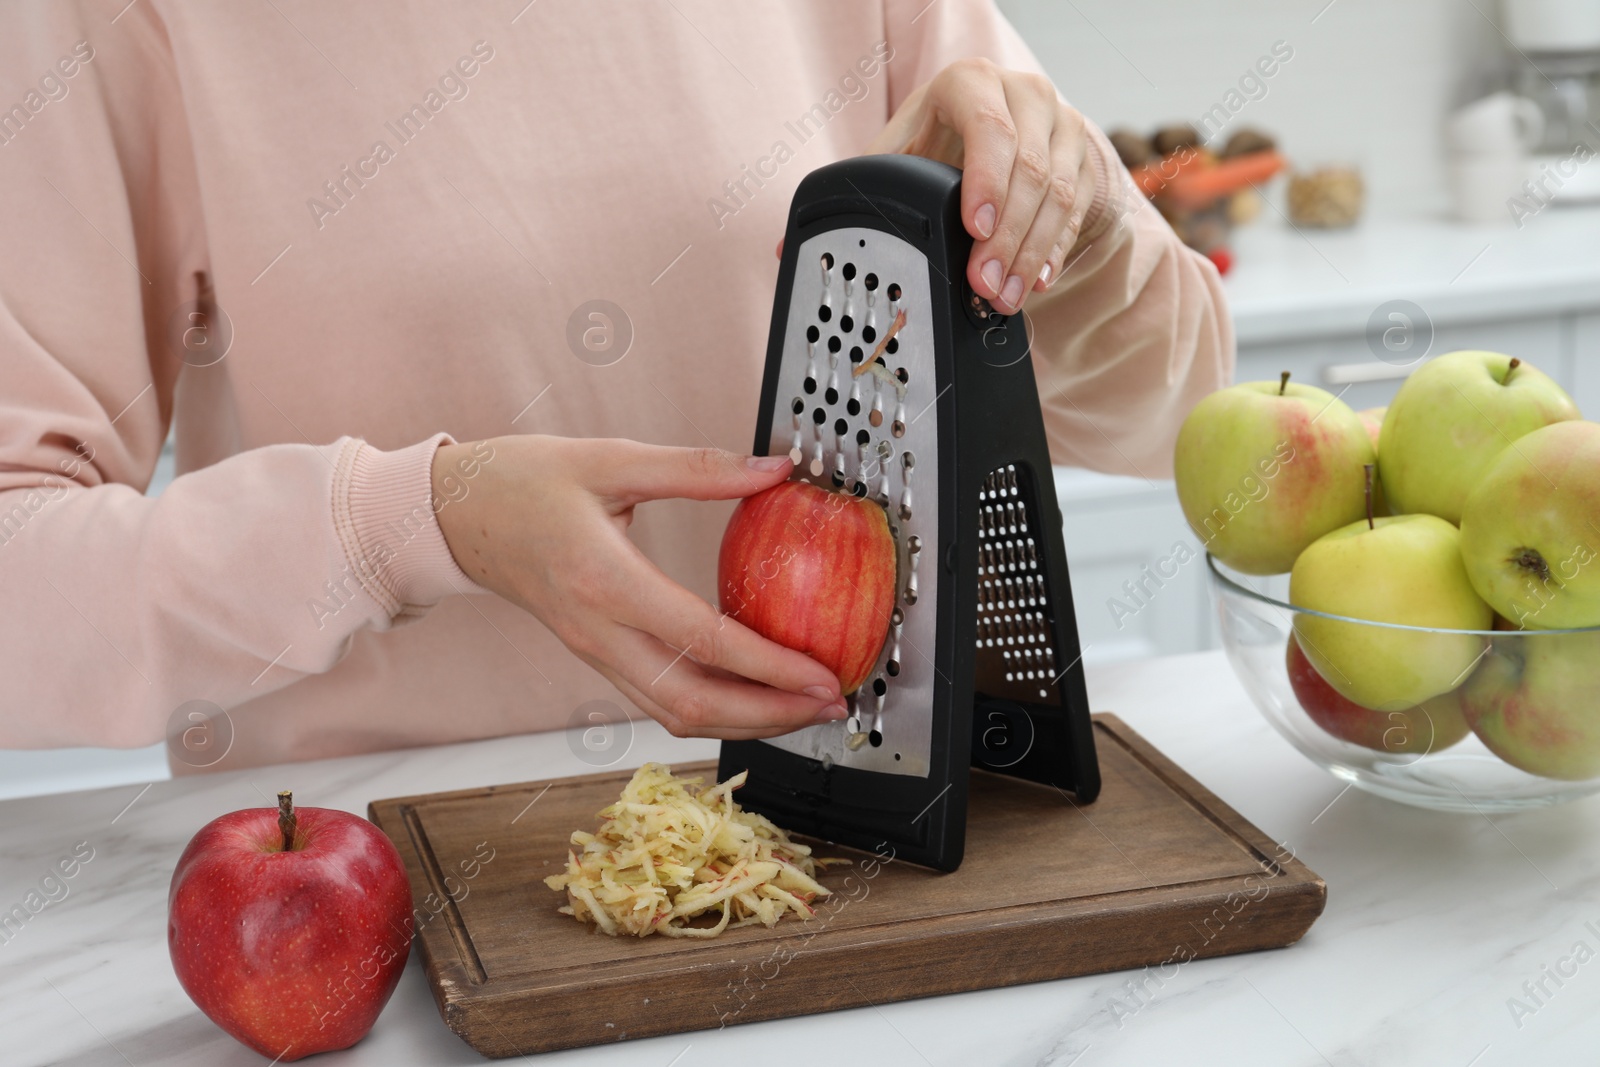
top-left (719, 155), bottom-right (1100, 871)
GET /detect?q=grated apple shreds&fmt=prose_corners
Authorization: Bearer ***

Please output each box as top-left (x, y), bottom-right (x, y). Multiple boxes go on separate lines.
top-left (543, 763), bottom-right (845, 938)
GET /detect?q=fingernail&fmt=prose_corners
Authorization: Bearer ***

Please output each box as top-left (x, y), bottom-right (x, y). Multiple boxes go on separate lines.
top-left (975, 203), bottom-right (996, 239)
top-left (1000, 274), bottom-right (1024, 309)
top-left (803, 685), bottom-right (838, 702)
top-left (747, 455), bottom-right (790, 472)
top-left (812, 701), bottom-right (849, 723)
top-left (980, 259), bottom-right (1003, 297)
top-left (1039, 262), bottom-right (1053, 288)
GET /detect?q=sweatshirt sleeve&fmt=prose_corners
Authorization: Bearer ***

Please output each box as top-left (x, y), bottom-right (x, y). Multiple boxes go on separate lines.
top-left (883, 0), bottom-right (1235, 478)
top-left (0, 2), bottom-right (480, 750)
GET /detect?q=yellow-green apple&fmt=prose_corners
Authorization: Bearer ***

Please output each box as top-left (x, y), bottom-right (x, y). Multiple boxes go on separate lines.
top-left (1459, 420), bottom-right (1600, 629)
top-left (1290, 502), bottom-right (1493, 709)
top-left (1175, 373), bottom-right (1374, 575)
top-left (168, 792), bottom-right (412, 1060)
top-left (1285, 636), bottom-right (1468, 753)
top-left (719, 479), bottom-right (896, 694)
top-left (1461, 630), bottom-right (1600, 780)
top-left (1380, 351), bottom-right (1579, 523)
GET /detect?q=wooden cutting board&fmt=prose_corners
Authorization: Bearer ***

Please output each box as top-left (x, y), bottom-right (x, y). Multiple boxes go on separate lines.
top-left (368, 714), bottom-right (1325, 1058)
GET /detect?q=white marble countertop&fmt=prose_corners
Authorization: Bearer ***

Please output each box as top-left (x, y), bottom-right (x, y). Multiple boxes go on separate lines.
top-left (1225, 206), bottom-right (1600, 346)
top-left (5, 649), bottom-right (1598, 1066)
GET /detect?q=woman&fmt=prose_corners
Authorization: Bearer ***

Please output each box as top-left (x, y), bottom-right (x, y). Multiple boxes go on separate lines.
top-left (0, 0), bottom-right (1231, 771)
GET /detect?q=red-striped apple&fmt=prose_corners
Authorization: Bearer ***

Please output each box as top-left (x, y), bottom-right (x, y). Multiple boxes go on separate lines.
top-left (1459, 420), bottom-right (1600, 629)
top-left (1461, 629), bottom-right (1600, 780)
top-left (1175, 373), bottom-right (1374, 575)
top-left (719, 479), bottom-right (896, 695)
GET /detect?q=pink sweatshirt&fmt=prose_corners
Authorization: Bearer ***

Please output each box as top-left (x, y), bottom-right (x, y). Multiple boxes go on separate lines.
top-left (0, 1), bottom-right (1232, 771)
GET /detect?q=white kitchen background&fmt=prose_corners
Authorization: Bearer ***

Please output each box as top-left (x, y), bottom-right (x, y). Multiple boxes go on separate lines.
top-left (7, 0), bottom-right (1599, 799)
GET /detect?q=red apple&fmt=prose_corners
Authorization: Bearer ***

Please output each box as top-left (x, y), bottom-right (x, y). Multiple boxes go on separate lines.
top-left (169, 792), bottom-right (412, 1061)
top-left (719, 479), bottom-right (896, 694)
top-left (1285, 636), bottom-right (1469, 754)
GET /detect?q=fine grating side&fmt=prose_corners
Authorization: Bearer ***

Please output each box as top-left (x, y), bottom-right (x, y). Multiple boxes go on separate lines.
top-left (973, 464), bottom-right (1065, 708)
top-left (759, 226), bottom-right (940, 778)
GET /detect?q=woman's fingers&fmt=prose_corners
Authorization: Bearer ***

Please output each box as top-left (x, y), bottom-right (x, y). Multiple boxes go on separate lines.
top-left (1005, 112), bottom-right (1092, 304)
top-left (610, 547), bottom-right (844, 701)
top-left (1030, 150), bottom-right (1096, 293)
top-left (968, 71), bottom-right (1064, 313)
top-left (598, 623), bottom-right (847, 739)
top-left (581, 440), bottom-right (792, 507)
top-left (865, 60), bottom-right (1097, 314)
top-left (924, 59), bottom-right (1017, 248)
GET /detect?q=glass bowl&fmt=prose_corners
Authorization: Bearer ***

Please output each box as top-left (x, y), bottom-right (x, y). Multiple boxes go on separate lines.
top-left (1207, 554), bottom-right (1600, 812)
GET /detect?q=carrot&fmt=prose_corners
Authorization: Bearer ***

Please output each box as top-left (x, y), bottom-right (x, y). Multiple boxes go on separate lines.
top-left (1159, 150), bottom-right (1286, 209)
top-left (1129, 148), bottom-right (1209, 197)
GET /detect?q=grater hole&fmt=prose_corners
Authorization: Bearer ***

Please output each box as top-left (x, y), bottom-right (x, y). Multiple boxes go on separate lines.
top-left (849, 345), bottom-right (864, 365)
top-left (806, 324), bottom-right (820, 344)
top-left (851, 480), bottom-right (867, 497)
top-left (872, 677), bottom-right (887, 697)
top-left (825, 388), bottom-right (839, 405)
top-left (856, 428), bottom-right (870, 446)
top-left (840, 315), bottom-right (854, 333)
top-left (843, 262), bottom-right (857, 281)
top-left (864, 273), bottom-right (879, 291)
top-left (887, 283), bottom-right (901, 301)
top-left (868, 729), bottom-right (882, 748)
top-left (834, 418), bottom-right (848, 436)
top-left (828, 335), bottom-right (842, 354)
top-left (886, 659), bottom-right (900, 677)
top-left (818, 305), bottom-right (832, 322)
top-left (895, 367), bottom-right (909, 385)
top-left (821, 252), bottom-right (834, 270)
top-left (803, 377), bottom-right (817, 395)
top-left (847, 398), bottom-right (861, 416)
top-left (862, 325), bottom-right (877, 343)
top-left (791, 397), bottom-right (804, 415)
top-left (892, 420), bottom-right (906, 439)
top-left (812, 407), bottom-right (827, 425)
top-left (886, 338), bottom-right (899, 355)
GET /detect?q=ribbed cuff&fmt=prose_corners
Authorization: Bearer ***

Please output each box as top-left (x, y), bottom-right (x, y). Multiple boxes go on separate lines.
top-left (1074, 120), bottom-right (1131, 250)
top-left (332, 434), bottom-right (488, 620)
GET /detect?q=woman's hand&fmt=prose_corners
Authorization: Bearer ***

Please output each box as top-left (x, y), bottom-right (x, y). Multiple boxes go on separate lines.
top-left (432, 436), bottom-right (849, 740)
top-left (867, 58), bottom-right (1096, 315)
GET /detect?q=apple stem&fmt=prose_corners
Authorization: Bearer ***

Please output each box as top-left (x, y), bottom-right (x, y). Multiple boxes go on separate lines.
top-left (1364, 464), bottom-right (1375, 530)
top-left (1504, 357), bottom-right (1521, 383)
top-left (278, 790), bottom-right (297, 852)
top-left (1279, 371), bottom-right (1290, 396)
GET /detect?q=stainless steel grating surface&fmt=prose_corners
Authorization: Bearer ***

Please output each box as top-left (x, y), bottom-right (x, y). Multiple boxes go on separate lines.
top-left (759, 226), bottom-right (940, 777)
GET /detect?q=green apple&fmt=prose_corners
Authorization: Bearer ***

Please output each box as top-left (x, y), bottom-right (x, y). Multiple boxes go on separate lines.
top-left (1459, 420), bottom-right (1600, 629)
top-left (1175, 374), bottom-right (1374, 575)
top-left (1461, 629), bottom-right (1600, 780)
top-left (1290, 511), bottom-right (1492, 709)
top-left (1380, 351), bottom-right (1579, 523)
